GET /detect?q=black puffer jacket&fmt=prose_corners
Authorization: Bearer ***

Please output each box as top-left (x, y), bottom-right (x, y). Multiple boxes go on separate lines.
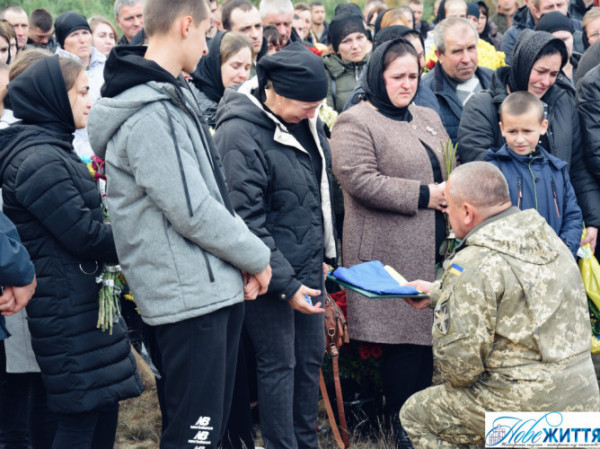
top-left (0, 125), bottom-right (143, 413)
top-left (457, 66), bottom-right (600, 227)
top-left (214, 84), bottom-right (336, 301)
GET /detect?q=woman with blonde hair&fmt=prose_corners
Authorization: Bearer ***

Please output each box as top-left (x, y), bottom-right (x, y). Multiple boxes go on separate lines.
top-left (88, 16), bottom-right (117, 57)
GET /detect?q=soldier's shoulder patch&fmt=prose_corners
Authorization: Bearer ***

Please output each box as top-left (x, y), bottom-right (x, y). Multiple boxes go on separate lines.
top-left (449, 263), bottom-right (464, 276)
top-left (434, 302), bottom-right (450, 335)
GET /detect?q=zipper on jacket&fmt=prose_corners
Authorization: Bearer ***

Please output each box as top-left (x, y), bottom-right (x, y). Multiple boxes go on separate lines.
top-left (201, 249), bottom-right (215, 282)
top-left (517, 179), bottom-right (522, 209)
top-left (551, 180), bottom-right (561, 218)
top-left (161, 102), bottom-right (216, 283)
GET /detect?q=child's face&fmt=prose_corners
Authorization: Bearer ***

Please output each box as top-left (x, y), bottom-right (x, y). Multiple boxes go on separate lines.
top-left (499, 108), bottom-right (548, 156)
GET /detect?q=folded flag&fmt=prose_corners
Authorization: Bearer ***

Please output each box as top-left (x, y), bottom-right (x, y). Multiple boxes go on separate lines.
top-left (333, 260), bottom-right (419, 295)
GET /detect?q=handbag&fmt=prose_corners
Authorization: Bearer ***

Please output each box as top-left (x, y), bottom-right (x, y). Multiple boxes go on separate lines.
top-left (320, 291), bottom-right (350, 449)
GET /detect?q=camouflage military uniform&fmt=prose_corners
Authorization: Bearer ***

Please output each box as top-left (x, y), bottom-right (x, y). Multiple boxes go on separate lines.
top-left (400, 207), bottom-right (600, 448)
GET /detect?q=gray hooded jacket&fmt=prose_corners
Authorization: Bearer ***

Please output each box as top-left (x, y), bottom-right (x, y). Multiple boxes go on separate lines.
top-left (89, 77), bottom-right (270, 326)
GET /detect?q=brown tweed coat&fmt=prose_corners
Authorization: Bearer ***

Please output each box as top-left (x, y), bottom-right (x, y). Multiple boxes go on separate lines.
top-left (331, 101), bottom-right (449, 345)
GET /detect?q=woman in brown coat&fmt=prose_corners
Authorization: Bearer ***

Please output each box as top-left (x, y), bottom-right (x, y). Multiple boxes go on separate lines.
top-left (330, 38), bottom-right (449, 446)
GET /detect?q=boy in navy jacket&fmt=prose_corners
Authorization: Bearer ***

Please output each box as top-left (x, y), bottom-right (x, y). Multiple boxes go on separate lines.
top-left (485, 91), bottom-right (583, 257)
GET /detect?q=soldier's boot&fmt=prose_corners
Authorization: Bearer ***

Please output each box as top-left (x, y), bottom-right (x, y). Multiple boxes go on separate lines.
top-left (393, 421), bottom-right (414, 449)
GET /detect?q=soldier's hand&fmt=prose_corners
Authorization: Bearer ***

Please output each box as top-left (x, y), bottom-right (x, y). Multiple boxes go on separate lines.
top-left (407, 279), bottom-right (432, 294)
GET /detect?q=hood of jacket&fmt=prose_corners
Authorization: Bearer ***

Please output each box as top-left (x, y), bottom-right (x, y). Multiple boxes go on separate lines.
top-left (215, 80), bottom-right (282, 133)
top-left (463, 207), bottom-right (560, 266)
top-left (512, 4), bottom-right (534, 29)
top-left (0, 124), bottom-right (72, 187)
top-left (323, 52), bottom-right (370, 79)
top-left (88, 46), bottom-right (187, 159)
top-left (485, 143), bottom-right (568, 170)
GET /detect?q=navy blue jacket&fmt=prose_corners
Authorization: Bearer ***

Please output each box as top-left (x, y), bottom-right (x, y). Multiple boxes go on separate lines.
top-left (421, 63), bottom-right (493, 143)
top-left (0, 211), bottom-right (35, 340)
top-left (486, 144), bottom-right (583, 257)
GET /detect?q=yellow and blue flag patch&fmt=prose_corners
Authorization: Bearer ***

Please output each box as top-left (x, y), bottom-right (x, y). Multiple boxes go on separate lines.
top-left (449, 263), bottom-right (463, 276)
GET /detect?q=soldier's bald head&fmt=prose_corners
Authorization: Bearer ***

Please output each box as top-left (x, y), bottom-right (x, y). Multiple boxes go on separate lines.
top-left (448, 162), bottom-right (510, 209)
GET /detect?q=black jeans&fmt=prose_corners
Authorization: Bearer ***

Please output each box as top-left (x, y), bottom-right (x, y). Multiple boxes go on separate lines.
top-left (153, 302), bottom-right (244, 449)
top-left (51, 403), bottom-right (119, 449)
top-left (381, 343), bottom-right (433, 419)
top-left (0, 342), bottom-right (55, 449)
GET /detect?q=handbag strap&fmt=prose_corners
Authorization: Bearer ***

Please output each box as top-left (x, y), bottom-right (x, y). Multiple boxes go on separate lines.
top-left (333, 354), bottom-right (350, 448)
top-left (319, 369), bottom-right (346, 449)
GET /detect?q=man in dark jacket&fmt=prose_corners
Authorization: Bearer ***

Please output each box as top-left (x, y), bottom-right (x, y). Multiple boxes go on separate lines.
top-left (421, 17), bottom-right (493, 143)
top-left (114, 0), bottom-right (144, 45)
top-left (221, 0), bottom-right (268, 63)
top-left (500, 0), bottom-right (584, 63)
top-left (569, 0), bottom-right (596, 21)
top-left (576, 41), bottom-right (600, 254)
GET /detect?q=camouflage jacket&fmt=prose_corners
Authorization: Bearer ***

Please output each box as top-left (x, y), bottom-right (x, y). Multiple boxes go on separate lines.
top-left (429, 207), bottom-right (599, 410)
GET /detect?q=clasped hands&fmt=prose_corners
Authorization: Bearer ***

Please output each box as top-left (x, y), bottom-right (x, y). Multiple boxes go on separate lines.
top-left (0, 275), bottom-right (37, 316)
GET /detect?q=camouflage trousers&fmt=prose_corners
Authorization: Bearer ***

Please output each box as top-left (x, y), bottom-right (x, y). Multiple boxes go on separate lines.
top-left (400, 384), bottom-right (485, 449)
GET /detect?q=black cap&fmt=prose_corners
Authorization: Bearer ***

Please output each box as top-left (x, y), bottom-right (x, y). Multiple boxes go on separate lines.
top-left (466, 2), bottom-right (480, 18)
top-left (534, 11), bottom-right (575, 34)
top-left (55, 11), bottom-right (91, 48)
top-left (328, 13), bottom-right (368, 52)
top-left (257, 42), bottom-right (328, 102)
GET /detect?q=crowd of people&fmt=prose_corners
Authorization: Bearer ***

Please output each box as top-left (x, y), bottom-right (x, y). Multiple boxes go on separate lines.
top-left (0, 0), bottom-right (598, 448)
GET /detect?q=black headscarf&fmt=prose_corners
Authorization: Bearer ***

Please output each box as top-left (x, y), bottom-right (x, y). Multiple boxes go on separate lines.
top-left (508, 29), bottom-right (567, 93)
top-left (8, 55), bottom-right (76, 138)
top-left (374, 24), bottom-right (424, 49)
top-left (54, 11), bottom-right (91, 49)
top-left (191, 31), bottom-right (227, 103)
top-left (363, 38), bottom-right (419, 121)
top-left (257, 42), bottom-right (328, 102)
top-left (334, 3), bottom-right (363, 17)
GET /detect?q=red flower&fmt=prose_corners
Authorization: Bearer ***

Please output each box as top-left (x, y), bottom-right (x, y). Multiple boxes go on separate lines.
top-left (91, 155), bottom-right (106, 181)
top-left (370, 345), bottom-right (383, 359)
top-left (426, 59), bottom-right (436, 70)
top-left (330, 290), bottom-right (348, 320)
top-left (359, 344), bottom-right (371, 360)
top-left (306, 45), bottom-right (324, 57)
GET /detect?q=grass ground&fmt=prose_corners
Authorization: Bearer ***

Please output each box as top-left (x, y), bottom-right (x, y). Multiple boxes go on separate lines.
top-left (114, 353), bottom-right (600, 449)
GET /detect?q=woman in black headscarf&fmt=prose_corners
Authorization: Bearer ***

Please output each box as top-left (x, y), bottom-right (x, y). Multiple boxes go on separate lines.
top-left (330, 38), bottom-right (449, 444)
top-left (0, 55), bottom-right (142, 449)
top-left (457, 29), bottom-right (600, 252)
top-left (190, 31), bottom-right (253, 128)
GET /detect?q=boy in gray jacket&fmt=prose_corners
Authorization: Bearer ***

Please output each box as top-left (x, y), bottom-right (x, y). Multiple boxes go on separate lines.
top-left (88, 0), bottom-right (272, 447)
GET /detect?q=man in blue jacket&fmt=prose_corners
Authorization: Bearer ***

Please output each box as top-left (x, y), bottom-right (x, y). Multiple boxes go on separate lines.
top-left (421, 18), bottom-right (493, 143)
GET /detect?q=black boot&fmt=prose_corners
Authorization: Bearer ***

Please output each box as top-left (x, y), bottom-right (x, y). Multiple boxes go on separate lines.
top-left (392, 421), bottom-right (414, 449)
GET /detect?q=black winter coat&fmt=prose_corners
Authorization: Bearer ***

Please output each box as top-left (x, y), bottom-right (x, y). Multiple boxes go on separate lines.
top-left (0, 125), bottom-right (143, 413)
top-left (214, 87), bottom-right (337, 302)
top-left (457, 66), bottom-right (600, 227)
top-left (578, 65), bottom-right (600, 184)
